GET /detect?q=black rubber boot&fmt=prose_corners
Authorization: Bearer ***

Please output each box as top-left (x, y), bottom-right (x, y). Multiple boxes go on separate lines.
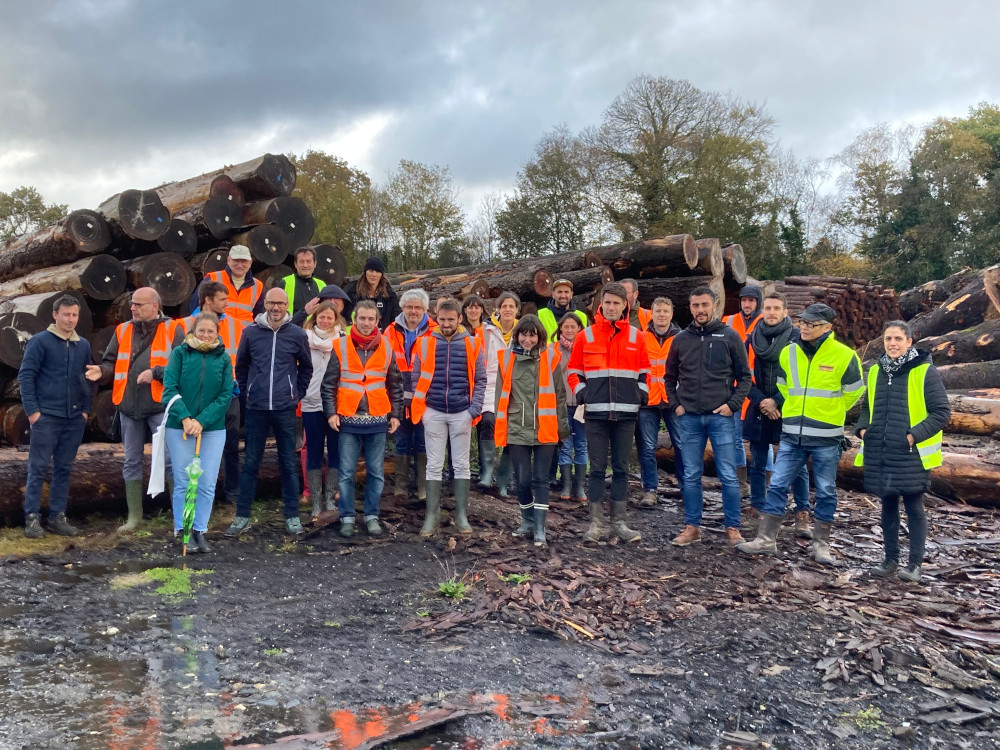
top-left (496, 450), bottom-right (513, 498)
top-left (453, 478), bottom-right (473, 535)
top-left (559, 467), bottom-right (572, 500)
top-left (192, 530), bottom-right (212, 553)
top-left (513, 505), bottom-right (534, 537)
top-left (533, 509), bottom-right (548, 547)
top-left (572, 463), bottom-right (588, 502)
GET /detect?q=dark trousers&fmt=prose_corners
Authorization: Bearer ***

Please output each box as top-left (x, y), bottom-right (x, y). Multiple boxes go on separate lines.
top-left (302, 410), bottom-right (340, 470)
top-left (24, 414), bottom-right (86, 517)
top-left (881, 492), bottom-right (927, 568)
top-left (509, 443), bottom-right (557, 511)
top-left (236, 408), bottom-right (299, 520)
top-left (222, 397), bottom-right (242, 496)
top-left (585, 418), bottom-right (635, 505)
top-left (476, 411), bottom-right (495, 442)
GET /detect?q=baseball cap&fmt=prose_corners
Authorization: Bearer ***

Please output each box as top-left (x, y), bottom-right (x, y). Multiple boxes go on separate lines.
top-left (228, 245), bottom-right (252, 261)
top-left (799, 303), bottom-right (836, 323)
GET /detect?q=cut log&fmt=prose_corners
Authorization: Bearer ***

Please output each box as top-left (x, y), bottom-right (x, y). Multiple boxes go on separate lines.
top-left (191, 249), bottom-right (230, 276)
top-left (0, 209), bottom-right (111, 283)
top-left (173, 197), bottom-right (242, 240)
top-left (0, 254), bottom-right (126, 301)
top-left (98, 189), bottom-right (170, 242)
top-left (90, 294), bottom-right (131, 330)
top-left (636, 275), bottom-right (725, 326)
top-left (936, 361), bottom-right (1000, 391)
top-left (86, 389), bottom-right (117, 440)
top-left (151, 173), bottom-right (246, 215)
top-left (487, 267), bottom-right (553, 300)
top-left (899, 268), bottom-right (979, 320)
top-left (0, 290), bottom-right (92, 338)
top-left (590, 234), bottom-right (698, 277)
top-left (242, 197), bottom-right (315, 249)
top-left (945, 393), bottom-right (1000, 437)
top-left (257, 264), bottom-right (293, 290)
top-left (721, 244), bottom-right (748, 285)
top-left (0, 402), bottom-right (31, 446)
top-left (310, 244), bottom-right (348, 287)
top-left (229, 225), bottom-right (288, 266)
top-left (920, 320), bottom-right (1000, 366)
top-left (87, 326), bottom-right (117, 365)
top-left (155, 218), bottom-right (198, 257)
top-left (908, 264), bottom-right (1000, 340)
top-left (550, 265), bottom-right (615, 292)
top-left (123, 252), bottom-right (196, 306)
top-left (0, 312), bottom-right (44, 368)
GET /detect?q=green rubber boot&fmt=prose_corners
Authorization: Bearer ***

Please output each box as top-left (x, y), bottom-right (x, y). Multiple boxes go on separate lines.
top-left (118, 480), bottom-right (144, 534)
top-left (420, 480), bottom-right (442, 537)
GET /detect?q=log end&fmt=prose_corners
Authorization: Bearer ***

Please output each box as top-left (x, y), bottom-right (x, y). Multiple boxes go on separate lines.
top-left (534, 269), bottom-right (554, 299)
top-left (66, 209), bottom-right (112, 253)
top-left (79, 254), bottom-right (127, 301)
top-left (156, 219), bottom-right (198, 257)
top-left (110, 190), bottom-right (171, 242)
top-left (310, 244), bottom-right (347, 287)
top-left (209, 175), bottom-right (246, 208)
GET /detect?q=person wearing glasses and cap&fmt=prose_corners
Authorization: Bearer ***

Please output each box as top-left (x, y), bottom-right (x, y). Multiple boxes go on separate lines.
top-left (737, 303), bottom-right (864, 564)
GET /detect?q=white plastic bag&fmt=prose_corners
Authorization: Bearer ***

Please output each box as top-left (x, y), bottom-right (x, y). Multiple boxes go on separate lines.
top-left (148, 395), bottom-right (182, 496)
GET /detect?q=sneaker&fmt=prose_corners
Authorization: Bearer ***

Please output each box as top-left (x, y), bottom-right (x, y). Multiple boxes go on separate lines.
top-left (49, 513), bottom-right (78, 537)
top-left (671, 525), bottom-right (701, 547)
top-left (725, 527), bottom-right (745, 546)
top-left (898, 564), bottom-right (922, 583)
top-left (365, 517), bottom-right (382, 537)
top-left (871, 559), bottom-right (899, 578)
top-left (224, 516), bottom-right (251, 538)
top-left (25, 513), bottom-right (45, 539)
top-left (286, 517), bottom-right (304, 538)
top-left (638, 491), bottom-right (657, 508)
top-left (339, 518), bottom-right (355, 538)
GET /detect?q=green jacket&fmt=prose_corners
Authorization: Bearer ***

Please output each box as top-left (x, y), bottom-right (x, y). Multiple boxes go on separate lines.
top-left (495, 349), bottom-right (570, 446)
top-left (161, 336), bottom-right (235, 432)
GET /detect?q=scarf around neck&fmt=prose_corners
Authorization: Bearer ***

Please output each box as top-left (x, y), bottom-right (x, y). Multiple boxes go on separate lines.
top-left (750, 317), bottom-right (794, 361)
top-left (350, 325), bottom-right (381, 351)
top-left (306, 326), bottom-right (337, 352)
top-left (184, 333), bottom-right (222, 353)
top-left (879, 346), bottom-right (919, 384)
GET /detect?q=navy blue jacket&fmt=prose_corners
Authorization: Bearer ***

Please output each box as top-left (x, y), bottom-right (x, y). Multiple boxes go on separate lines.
top-left (411, 328), bottom-right (486, 417)
top-left (235, 313), bottom-right (312, 411)
top-left (18, 328), bottom-right (93, 418)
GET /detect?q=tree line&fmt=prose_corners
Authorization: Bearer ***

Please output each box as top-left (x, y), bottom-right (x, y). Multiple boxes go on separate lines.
top-left (5, 76), bottom-right (1000, 288)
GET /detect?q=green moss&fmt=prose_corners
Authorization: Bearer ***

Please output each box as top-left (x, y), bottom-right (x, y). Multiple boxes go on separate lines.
top-left (142, 567), bottom-right (213, 599)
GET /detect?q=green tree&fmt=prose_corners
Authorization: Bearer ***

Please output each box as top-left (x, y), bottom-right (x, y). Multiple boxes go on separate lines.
top-left (0, 186), bottom-right (67, 242)
top-left (384, 160), bottom-right (466, 270)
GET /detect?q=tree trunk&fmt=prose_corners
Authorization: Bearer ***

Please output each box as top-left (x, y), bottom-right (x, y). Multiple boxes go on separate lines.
top-left (0, 312), bottom-right (44, 368)
top-left (86, 389), bottom-right (117, 440)
top-left (0, 402), bottom-right (30, 446)
top-left (919, 320), bottom-right (1000, 366)
top-left (0, 254), bottom-right (126, 301)
top-left (229, 225), bottom-right (289, 266)
top-left (0, 290), bottom-right (92, 338)
top-left (590, 235), bottom-right (699, 277)
top-left (936, 360), bottom-right (1000, 391)
top-left (908, 264), bottom-right (1000, 340)
top-left (90, 294), bottom-right (131, 330)
top-left (242, 197), bottom-right (315, 249)
top-left (155, 218), bottom-right (198, 257)
top-left (151, 173), bottom-right (246, 215)
top-left (257, 265), bottom-right (293, 290)
top-left (123, 252), bottom-right (197, 306)
top-left (721, 244), bottom-right (748, 285)
top-left (486, 267), bottom-right (554, 301)
top-left (173, 197), bottom-right (242, 240)
top-left (310, 244), bottom-right (348, 287)
top-left (550, 265), bottom-right (615, 294)
top-left (899, 267), bottom-right (979, 320)
top-left (87, 326), bottom-right (117, 365)
top-left (636, 275), bottom-right (725, 327)
top-left (191, 249), bottom-right (230, 276)
top-left (945, 392), bottom-right (1000, 437)
top-left (0, 210), bottom-right (111, 283)
top-left (98, 189), bottom-right (171, 242)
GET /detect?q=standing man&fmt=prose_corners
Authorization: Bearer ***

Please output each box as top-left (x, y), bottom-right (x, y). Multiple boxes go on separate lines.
top-left (179, 280), bottom-right (246, 505)
top-left (738, 304), bottom-right (864, 563)
top-left (277, 247), bottom-right (327, 318)
top-left (664, 286), bottom-right (752, 547)
top-left (322, 300), bottom-right (404, 538)
top-left (86, 287), bottom-right (182, 533)
top-left (195, 244), bottom-right (264, 324)
top-left (568, 283), bottom-right (650, 544)
top-left (724, 285), bottom-right (763, 496)
top-left (538, 279), bottom-right (588, 342)
top-left (410, 299), bottom-right (486, 537)
top-left (637, 297), bottom-right (682, 508)
top-left (20, 295), bottom-right (92, 538)
top-left (742, 293), bottom-right (811, 533)
top-left (385, 289), bottom-right (437, 500)
top-left (621, 278), bottom-right (652, 331)
top-left (225, 287), bottom-right (313, 539)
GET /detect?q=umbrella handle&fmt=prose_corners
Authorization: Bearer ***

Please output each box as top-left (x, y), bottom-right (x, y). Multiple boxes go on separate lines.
top-left (195, 433), bottom-right (202, 457)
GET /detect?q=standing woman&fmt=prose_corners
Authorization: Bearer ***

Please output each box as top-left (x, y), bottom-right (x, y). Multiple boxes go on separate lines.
top-left (855, 320), bottom-right (950, 583)
top-left (495, 315), bottom-right (570, 546)
top-left (491, 292), bottom-right (520, 347)
top-left (463, 296), bottom-right (505, 488)
top-left (300, 300), bottom-right (347, 519)
top-left (554, 314), bottom-right (588, 501)
top-left (162, 312), bottom-right (234, 553)
top-left (351, 256), bottom-right (401, 331)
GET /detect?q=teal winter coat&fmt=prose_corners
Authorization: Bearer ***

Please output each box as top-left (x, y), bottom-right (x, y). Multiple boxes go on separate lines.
top-left (161, 335), bottom-right (234, 432)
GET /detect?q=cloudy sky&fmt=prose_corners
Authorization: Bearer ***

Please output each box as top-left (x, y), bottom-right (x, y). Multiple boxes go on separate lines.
top-left (2, 1), bottom-right (998, 216)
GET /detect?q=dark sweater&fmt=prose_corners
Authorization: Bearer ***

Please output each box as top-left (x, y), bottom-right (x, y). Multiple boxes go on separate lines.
top-left (664, 319), bottom-right (752, 415)
top-left (18, 328), bottom-right (93, 418)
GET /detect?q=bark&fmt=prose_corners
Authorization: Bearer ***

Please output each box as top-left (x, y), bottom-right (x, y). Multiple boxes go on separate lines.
top-left (87, 326), bottom-right (117, 366)
top-left (309, 244), bottom-right (347, 287)
top-left (936, 360), bottom-right (1000, 391)
top-left (589, 235), bottom-right (698, 277)
top-left (0, 402), bottom-right (30, 446)
top-left (899, 268), bottom-right (979, 320)
top-left (945, 392), bottom-right (1000, 437)
top-left (0, 312), bottom-right (44, 368)
top-left (0, 254), bottom-right (126, 301)
top-left (155, 218), bottom-right (198, 257)
top-left (550, 265), bottom-right (615, 294)
top-left (173, 197), bottom-right (242, 240)
top-left (98, 189), bottom-right (171, 242)
top-left (229, 225), bottom-right (289, 266)
top-left (486, 267), bottom-right (554, 301)
top-left (908, 264), bottom-right (1000, 340)
top-left (151, 173), bottom-right (246, 215)
top-left (920, 320), bottom-right (1000, 366)
top-left (242, 197), bottom-right (315, 250)
top-left (0, 290), bottom-right (93, 338)
top-left (0, 210), bottom-right (111, 283)
top-left (123, 252), bottom-right (196, 306)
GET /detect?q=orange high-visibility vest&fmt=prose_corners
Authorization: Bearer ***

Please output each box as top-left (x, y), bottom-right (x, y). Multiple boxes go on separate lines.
top-left (636, 307), bottom-right (652, 331)
top-left (724, 313), bottom-right (760, 419)
top-left (410, 335), bottom-right (481, 425)
top-left (494, 345), bottom-right (561, 447)
top-left (179, 314), bottom-right (244, 371)
top-left (112, 319), bottom-right (180, 405)
top-left (334, 335), bottom-right (392, 417)
top-left (644, 330), bottom-right (675, 406)
top-left (206, 270), bottom-right (263, 324)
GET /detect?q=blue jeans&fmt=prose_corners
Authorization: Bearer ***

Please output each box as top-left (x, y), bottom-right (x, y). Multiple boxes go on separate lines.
top-left (558, 416), bottom-right (588, 466)
top-left (337, 431), bottom-right (387, 518)
top-left (677, 412), bottom-right (741, 528)
top-left (24, 413), bottom-right (86, 517)
top-left (302, 410), bottom-right (339, 470)
top-left (732, 413), bottom-right (747, 468)
top-left (166, 428), bottom-right (226, 532)
top-left (236, 408), bottom-right (300, 520)
top-left (638, 406), bottom-right (683, 490)
top-left (762, 441), bottom-right (842, 522)
top-left (748, 440), bottom-right (810, 513)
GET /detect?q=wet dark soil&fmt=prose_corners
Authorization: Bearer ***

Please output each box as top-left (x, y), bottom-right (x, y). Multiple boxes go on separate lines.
top-left (1, 474), bottom-right (998, 749)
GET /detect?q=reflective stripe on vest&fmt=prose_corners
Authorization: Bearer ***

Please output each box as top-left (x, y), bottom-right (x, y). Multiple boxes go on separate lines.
top-left (644, 330), bottom-right (674, 406)
top-left (281, 275), bottom-right (326, 315)
top-left (207, 271), bottom-right (262, 324)
top-left (409, 335), bottom-right (481, 425)
top-left (854, 363), bottom-right (943, 470)
top-left (112, 320), bottom-right (178, 405)
top-left (494, 345), bottom-right (561, 447)
top-left (779, 339), bottom-right (862, 440)
top-left (334, 335), bottom-right (392, 417)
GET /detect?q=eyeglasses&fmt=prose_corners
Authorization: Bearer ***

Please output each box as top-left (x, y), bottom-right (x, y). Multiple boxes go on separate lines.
top-left (265, 301), bottom-right (288, 308)
top-left (795, 319), bottom-right (828, 329)
top-left (130, 301), bottom-right (153, 308)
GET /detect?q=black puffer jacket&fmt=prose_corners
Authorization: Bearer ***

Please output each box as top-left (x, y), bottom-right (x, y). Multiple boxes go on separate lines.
top-left (855, 349), bottom-right (951, 496)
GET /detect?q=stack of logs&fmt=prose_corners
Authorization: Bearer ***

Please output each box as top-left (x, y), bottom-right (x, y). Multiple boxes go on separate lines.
top-left (0, 153), bottom-right (350, 446)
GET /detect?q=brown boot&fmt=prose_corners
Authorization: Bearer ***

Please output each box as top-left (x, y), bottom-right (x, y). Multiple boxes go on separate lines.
top-left (794, 510), bottom-right (813, 539)
top-left (638, 491), bottom-right (657, 508)
top-left (671, 525), bottom-right (700, 547)
top-left (725, 527), bottom-right (745, 546)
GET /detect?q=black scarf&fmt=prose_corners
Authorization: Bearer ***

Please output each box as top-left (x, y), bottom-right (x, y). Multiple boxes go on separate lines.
top-left (750, 317), bottom-right (794, 362)
top-left (878, 346), bottom-right (918, 385)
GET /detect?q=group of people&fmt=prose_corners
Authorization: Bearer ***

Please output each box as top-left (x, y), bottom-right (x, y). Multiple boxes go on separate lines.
top-left (18, 248), bottom-right (950, 581)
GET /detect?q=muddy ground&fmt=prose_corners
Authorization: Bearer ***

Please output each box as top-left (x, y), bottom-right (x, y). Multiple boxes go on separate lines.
top-left (1, 469), bottom-right (998, 750)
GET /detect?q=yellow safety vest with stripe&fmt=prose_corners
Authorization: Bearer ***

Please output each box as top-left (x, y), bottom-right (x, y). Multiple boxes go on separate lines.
top-left (494, 345), bottom-right (561, 447)
top-left (537, 307), bottom-right (588, 342)
top-left (281, 275), bottom-right (326, 315)
top-left (854, 363), bottom-right (944, 470)
top-left (777, 337), bottom-right (864, 440)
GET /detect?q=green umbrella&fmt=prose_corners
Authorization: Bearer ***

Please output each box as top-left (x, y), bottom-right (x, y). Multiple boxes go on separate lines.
top-left (181, 434), bottom-right (203, 556)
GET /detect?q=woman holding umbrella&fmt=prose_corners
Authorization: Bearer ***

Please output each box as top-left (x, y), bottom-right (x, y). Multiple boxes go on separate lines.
top-left (162, 311), bottom-right (234, 553)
